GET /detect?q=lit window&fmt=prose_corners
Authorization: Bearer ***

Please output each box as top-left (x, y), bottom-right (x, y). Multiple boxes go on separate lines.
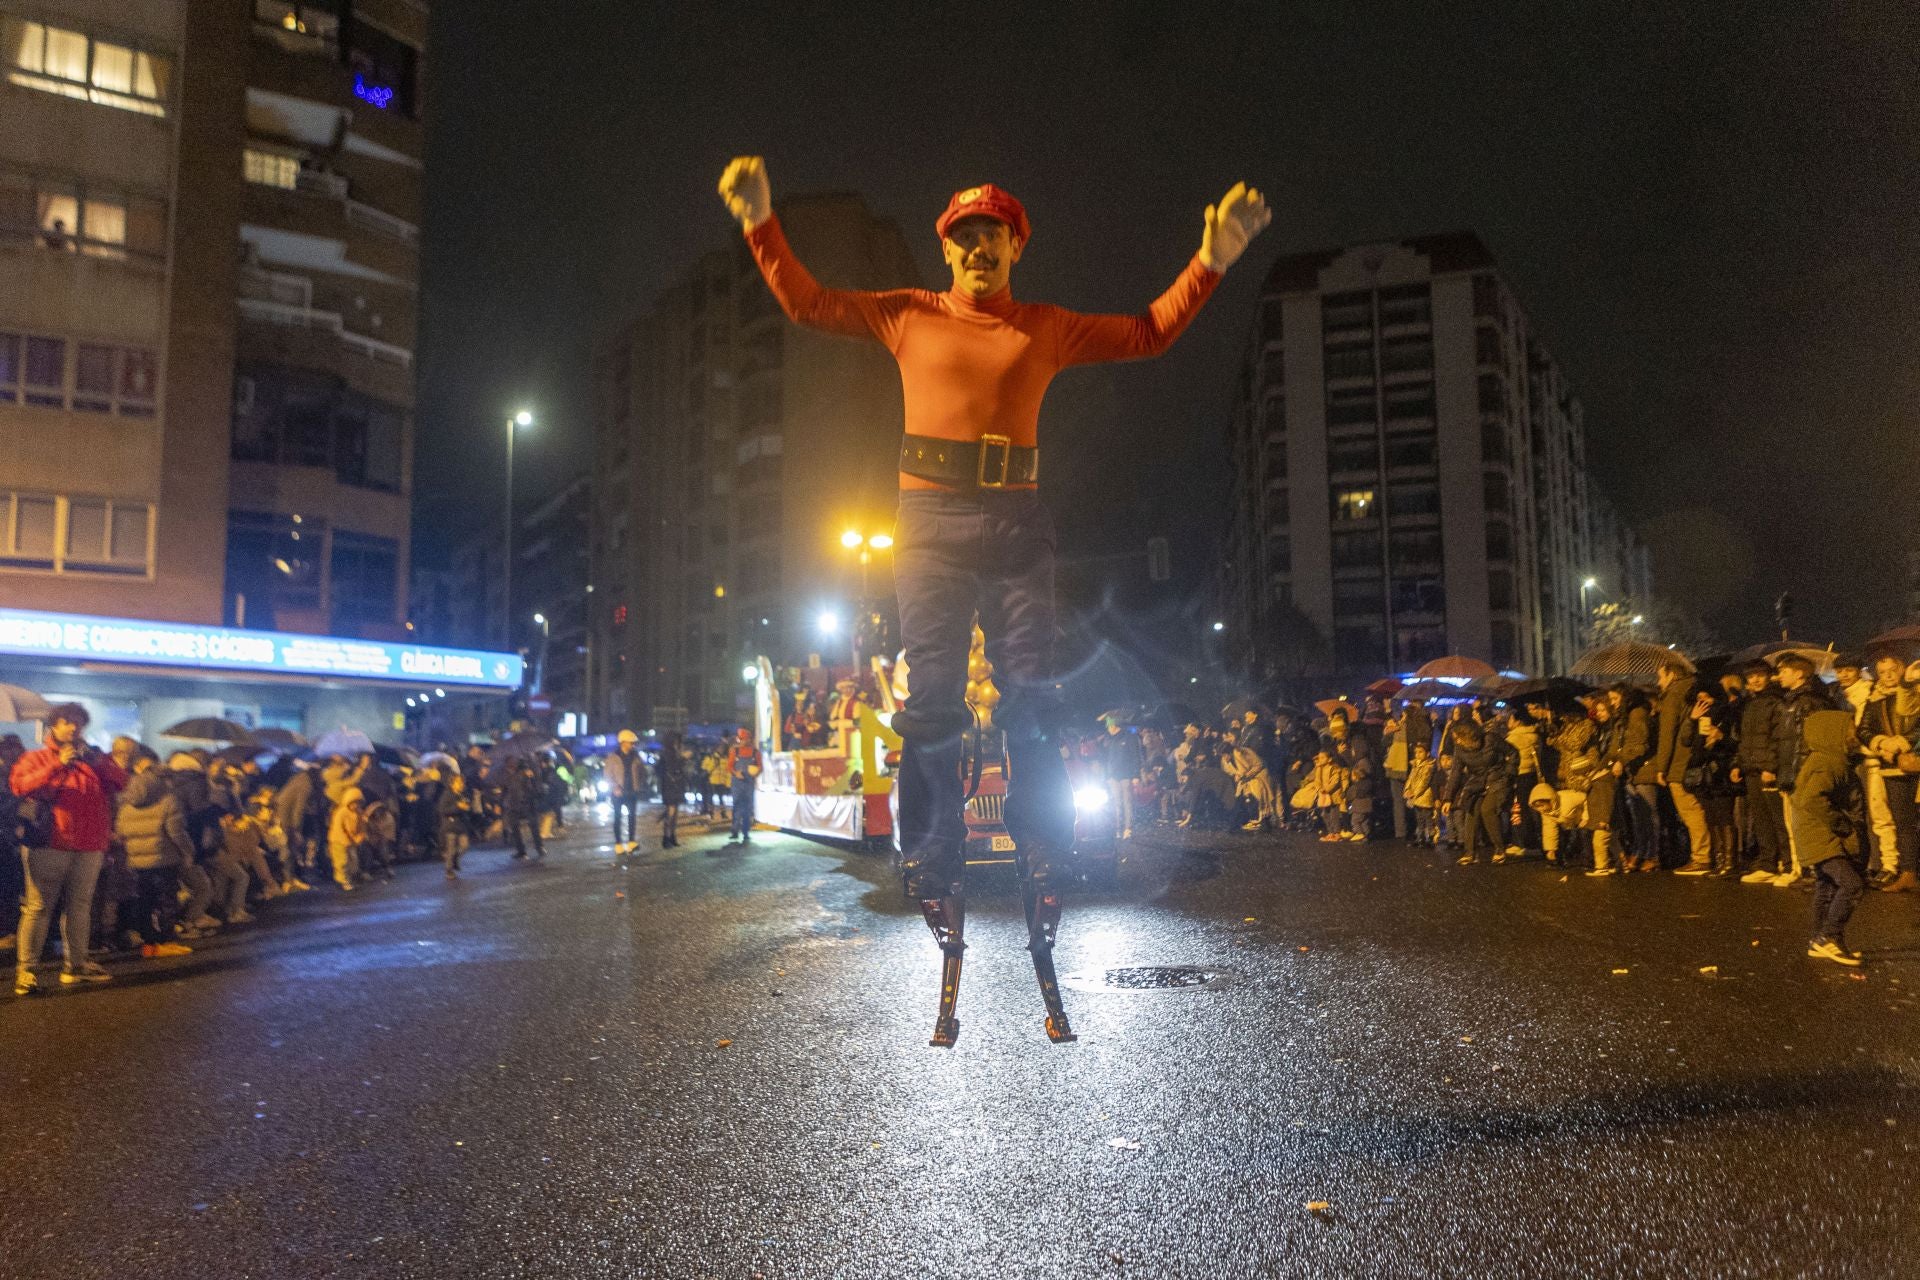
top-left (3, 18), bottom-right (172, 116)
top-left (0, 492), bottom-right (148, 576)
top-left (244, 148), bottom-right (299, 190)
top-left (1334, 489), bottom-right (1376, 522)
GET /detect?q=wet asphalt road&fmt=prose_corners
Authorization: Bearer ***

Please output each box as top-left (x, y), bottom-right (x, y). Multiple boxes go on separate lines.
top-left (4, 814), bottom-right (1920, 1280)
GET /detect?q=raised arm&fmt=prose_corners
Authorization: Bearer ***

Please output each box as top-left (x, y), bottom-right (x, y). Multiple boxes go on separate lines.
top-left (719, 155), bottom-right (908, 345)
top-left (1055, 181), bottom-right (1272, 367)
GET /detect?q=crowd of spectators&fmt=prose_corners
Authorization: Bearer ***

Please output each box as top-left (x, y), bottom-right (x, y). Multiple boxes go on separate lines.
top-left (1079, 650), bottom-right (1920, 965)
top-left (3, 706), bottom-right (582, 996)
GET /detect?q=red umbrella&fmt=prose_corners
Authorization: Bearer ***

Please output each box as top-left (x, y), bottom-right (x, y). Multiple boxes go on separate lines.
top-left (1413, 656), bottom-right (1497, 680)
top-left (1366, 677), bottom-right (1404, 697)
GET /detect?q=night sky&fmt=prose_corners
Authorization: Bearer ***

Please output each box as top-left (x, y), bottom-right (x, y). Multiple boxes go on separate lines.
top-left (413, 1), bottom-right (1919, 648)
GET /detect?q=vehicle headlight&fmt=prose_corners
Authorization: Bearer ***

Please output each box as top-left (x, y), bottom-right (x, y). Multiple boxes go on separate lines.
top-left (1074, 786), bottom-right (1108, 811)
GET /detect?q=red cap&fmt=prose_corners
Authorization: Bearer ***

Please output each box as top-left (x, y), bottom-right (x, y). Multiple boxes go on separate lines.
top-left (936, 184), bottom-right (1030, 245)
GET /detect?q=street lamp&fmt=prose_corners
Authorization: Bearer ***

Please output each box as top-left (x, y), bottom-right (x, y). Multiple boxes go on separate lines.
top-left (817, 609), bottom-right (841, 636)
top-left (503, 410), bottom-right (534, 647)
top-left (1579, 576), bottom-right (1600, 646)
top-left (840, 528), bottom-right (895, 673)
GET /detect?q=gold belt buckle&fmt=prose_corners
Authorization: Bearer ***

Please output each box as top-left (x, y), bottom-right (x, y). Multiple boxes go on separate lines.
top-left (976, 434), bottom-right (1012, 488)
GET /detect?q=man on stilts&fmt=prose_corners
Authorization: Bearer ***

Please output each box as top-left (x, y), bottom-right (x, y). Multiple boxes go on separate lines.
top-left (719, 157), bottom-right (1270, 1045)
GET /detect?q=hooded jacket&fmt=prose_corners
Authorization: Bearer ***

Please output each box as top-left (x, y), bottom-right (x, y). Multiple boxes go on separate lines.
top-left (114, 768), bottom-right (193, 871)
top-left (9, 743), bottom-right (127, 853)
top-left (273, 766), bottom-right (317, 832)
top-left (1772, 680), bottom-right (1836, 790)
top-left (1791, 710), bottom-right (1862, 866)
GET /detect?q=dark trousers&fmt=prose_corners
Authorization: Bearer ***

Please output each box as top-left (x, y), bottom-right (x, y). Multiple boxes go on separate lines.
top-left (612, 798), bottom-right (640, 845)
top-left (506, 816), bottom-right (544, 859)
top-left (1745, 774), bottom-right (1789, 872)
top-left (1460, 787), bottom-right (1508, 861)
top-left (1883, 774), bottom-right (1919, 875)
top-left (130, 867), bottom-right (180, 943)
top-left (730, 779), bottom-right (755, 839)
top-left (1624, 782), bottom-right (1660, 865)
top-left (892, 490), bottom-right (1072, 883)
top-left (1812, 856), bottom-right (1864, 942)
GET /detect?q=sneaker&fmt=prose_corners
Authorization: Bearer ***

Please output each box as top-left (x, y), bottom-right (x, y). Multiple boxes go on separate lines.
top-left (1456, 854), bottom-right (1478, 866)
top-left (1241, 820), bottom-right (1264, 831)
top-left (174, 925), bottom-right (211, 940)
top-left (1740, 868), bottom-right (1775, 884)
top-left (142, 942), bottom-right (193, 957)
top-left (1341, 831), bottom-right (1365, 842)
top-left (1585, 866), bottom-right (1618, 877)
top-left (1807, 938), bottom-right (1862, 967)
top-left (1771, 872), bottom-right (1798, 887)
top-left (1318, 833), bottom-right (1342, 843)
top-left (227, 910), bottom-right (254, 925)
top-left (1673, 865), bottom-right (1711, 877)
top-left (445, 868), bottom-right (458, 880)
top-left (13, 969), bottom-right (39, 996)
top-left (190, 914), bottom-right (220, 930)
top-left (336, 881), bottom-right (356, 892)
top-left (60, 962), bottom-right (112, 985)
top-left (1504, 845), bottom-right (1525, 857)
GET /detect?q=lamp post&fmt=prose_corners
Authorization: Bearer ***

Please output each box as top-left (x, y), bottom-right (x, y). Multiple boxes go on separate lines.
top-left (840, 529), bottom-right (894, 675)
top-left (502, 410), bottom-right (533, 649)
top-left (1579, 576), bottom-right (1599, 649)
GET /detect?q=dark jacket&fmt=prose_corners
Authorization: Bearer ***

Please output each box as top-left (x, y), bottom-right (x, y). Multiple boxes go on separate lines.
top-left (115, 769), bottom-right (195, 871)
top-left (655, 748), bottom-right (688, 796)
top-left (1773, 682), bottom-right (1835, 791)
top-left (502, 767), bottom-right (540, 819)
top-left (1603, 706), bottom-right (1650, 776)
top-left (1446, 739), bottom-right (1513, 806)
top-left (1691, 735), bottom-right (1741, 800)
top-left (1651, 676), bottom-right (1699, 781)
top-left (1859, 687), bottom-right (1920, 757)
top-left (1791, 710), bottom-right (1861, 866)
top-left (163, 759), bottom-right (219, 856)
top-left (435, 785), bottom-right (474, 837)
top-left (1736, 689), bottom-right (1783, 772)
top-left (1101, 730), bottom-right (1145, 781)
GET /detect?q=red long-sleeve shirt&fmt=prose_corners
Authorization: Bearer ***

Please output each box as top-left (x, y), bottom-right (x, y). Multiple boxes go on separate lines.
top-left (10, 746), bottom-right (128, 853)
top-left (745, 216), bottom-right (1222, 490)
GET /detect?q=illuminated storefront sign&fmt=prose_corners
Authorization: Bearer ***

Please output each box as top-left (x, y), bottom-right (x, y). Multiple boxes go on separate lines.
top-left (0, 607), bottom-right (522, 689)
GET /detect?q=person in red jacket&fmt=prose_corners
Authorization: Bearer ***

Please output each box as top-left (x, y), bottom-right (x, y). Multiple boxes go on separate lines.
top-left (718, 158), bottom-right (1269, 1045)
top-left (10, 703), bottom-right (128, 995)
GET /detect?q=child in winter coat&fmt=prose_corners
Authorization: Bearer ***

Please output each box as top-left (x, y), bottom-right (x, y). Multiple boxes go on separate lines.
top-left (1793, 710), bottom-right (1868, 965)
top-left (436, 772), bottom-right (474, 878)
top-left (328, 787), bottom-right (367, 891)
top-left (1310, 747), bottom-right (1352, 842)
top-left (1693, 709), bottom-right (1742, 876)
top-left (1403, 744), bottom-right (1438, 845)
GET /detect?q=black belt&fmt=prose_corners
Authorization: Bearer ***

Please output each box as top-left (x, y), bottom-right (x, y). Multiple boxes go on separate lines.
top-left (899, 433), bottom-right (1039, 489)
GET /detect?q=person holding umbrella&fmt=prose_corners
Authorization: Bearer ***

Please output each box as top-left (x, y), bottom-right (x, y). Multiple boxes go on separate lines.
top-left (10, 703), bottom-right (128, 995)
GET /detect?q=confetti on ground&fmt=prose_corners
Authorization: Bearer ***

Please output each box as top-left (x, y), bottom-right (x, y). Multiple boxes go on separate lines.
top-left (1107, 1137), bottom-right (1141, 1151)
top-left (715, 1039), bottom-right (733, 1048)
top-left (1306, 1201), bottom-right (1331, 1213)
top-left (1699, 966), bottom-right (1719, 975)
top-left (1611, 968), bottom-right (1630, 975)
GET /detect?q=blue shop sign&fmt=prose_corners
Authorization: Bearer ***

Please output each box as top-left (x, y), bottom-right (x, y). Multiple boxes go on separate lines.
top-left (0, 607), bottom-right (522, 689)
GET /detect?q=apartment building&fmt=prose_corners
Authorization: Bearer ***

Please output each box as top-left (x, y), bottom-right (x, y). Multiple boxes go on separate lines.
top-left (589, 193), bottom-right (921, 727)
top-left (0, 3), bottom-right (515, 741)
top-left (1219, 232), bottom-right (1646, 680)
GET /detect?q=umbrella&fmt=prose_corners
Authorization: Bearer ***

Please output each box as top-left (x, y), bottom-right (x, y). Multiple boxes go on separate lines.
top-left (1095, 707), bottom-right (1138, 725)
top-left (252, 727), bottom-right (307, 750)
top-left (1366, 677), bottom-right (1404, 697)
top-left (0, 682), bottom-right (52, 722)
top-left (1503, 676), bottom-right (1594, 704)
top-left (214, 743), bottom-right (267, 765)
top-left (488, 731), bottom-right (555, 763)
top-left (1464, 673), bottom-right (1517, 697)
top-left (419, 750), bottom-right (458, 772)
top-left (1220, 698), bottom-right (1273, 723)
top-left (372, 743), bottom-right (416, 767)
top-left (1864, 633), bottom-right (1920, 664)
top-left (1570, 642), bottom-right (1693, 685)
top-left (1741, 644), bottom-right (1836, 676)
top-left (162, 716), bottom-right (256, 744)
top-left (1313, 697), bottom-right (1355, 719)
top-left (1413, 655), bottom-right (1497, 680)
top-left (1732, 639), bottom-right (1833, 665)
top-left (312, 727), bottom-right (375, 759)
top-left (1396, 679), bottom-right (1460, 703)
